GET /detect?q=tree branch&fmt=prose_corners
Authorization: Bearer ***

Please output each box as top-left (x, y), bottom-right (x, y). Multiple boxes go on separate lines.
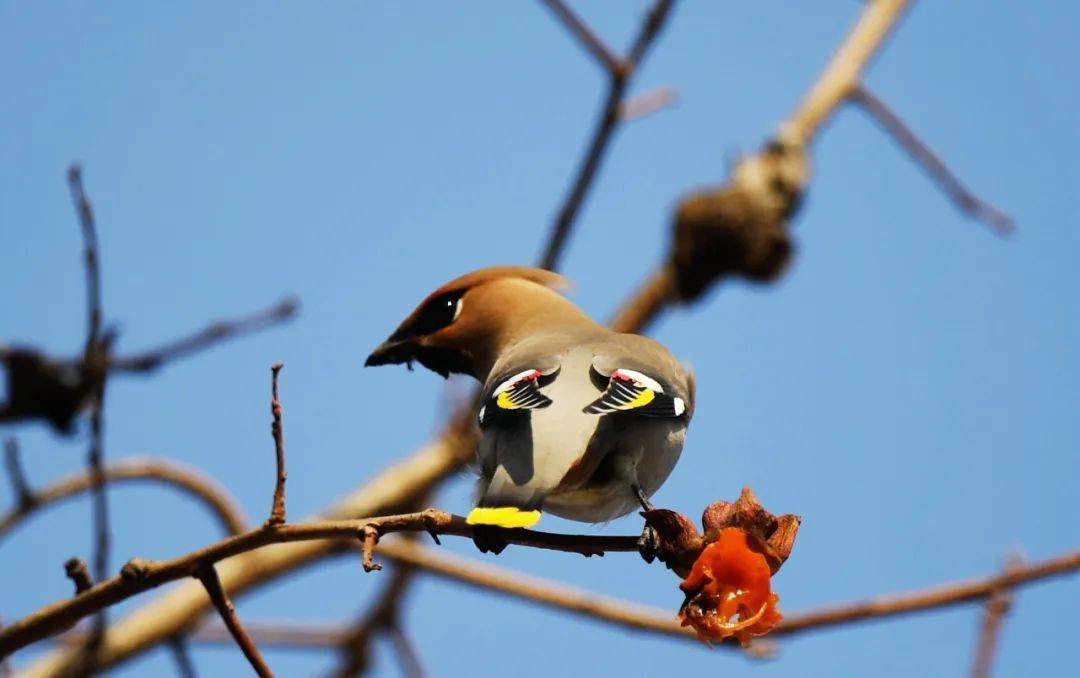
top-left (68, 163), bottom-right (112, 660)
top-left (167, 636), bottom-right (197, 678)
top-left (538, 0), bottom-right (677, 270)
top-left (784, 0), bottom-right (912, 144)
top-left (266, 364), bottom-right (287, 527)
top-left (333, 558), bottom-right (421, 678)
top-left (0, 458), bottom-right (249, 541)
top-left (3, 438), bottom-right (34, 510)
top-left (54, 541), bottom-right (1077, 661)
top-left (538, 0), bottom-right (621, 74)
top-left (619, 85), bottom-right (679, 122)
top-left (849, 85), bottom-right (1014, 235)
top-left (0, 510), bottom-right (640, 659)
top-left (196, 565), bottom-right (273, 678)
top-left (969, 555), bottom-right (1020, 678)
top-left (107, 298), bottom-right (299, 374)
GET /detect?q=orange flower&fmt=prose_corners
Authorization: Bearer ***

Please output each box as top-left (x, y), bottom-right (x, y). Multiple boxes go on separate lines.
top-left (678, 527), bottom-right (782, 645)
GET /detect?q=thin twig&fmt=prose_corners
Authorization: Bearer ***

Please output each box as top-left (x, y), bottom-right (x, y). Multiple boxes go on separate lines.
top-left (360, 525), bottom-right (381, 573)
top-left (69, 163), bottom-right (112, 660)
top-left (196, 565), bottom-right (273, 678)
top-left (3, 438), bottom-right (35, 509)
top-left (64, 558), bottom-right (93, 595)
top-left (167, 636), bottom-right (198, 678)
top-left (334, 559), bottom-right (420, 677)
top-left (267, 363), bottom-right (287, 526)
top-left (849, 85), bottom-right (1014, 235)
top-left (538, 0), bottom-right (621, 73)
top-left (67, 165), bottom-right (102, 353)
top-left (608, 264), bottom-right (677, 334)
top-left (619, 85), bottom-right (679, 122)
top-left (108, 298), bottom-right (299, 374)
top-left (0, 457), bottom-right (249, 541)
top-left (387, 625), bottom-right (425, 678)
top-left (970, 555), bottom-right (1021, 678)
top-left (538, 0), bottom-right (677, 270)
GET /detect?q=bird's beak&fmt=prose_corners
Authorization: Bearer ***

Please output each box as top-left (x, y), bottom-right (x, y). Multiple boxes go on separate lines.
top-left (364, 338), bottom-right (415, 368)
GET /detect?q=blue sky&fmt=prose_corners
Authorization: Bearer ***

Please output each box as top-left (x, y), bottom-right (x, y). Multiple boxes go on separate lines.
top-left (2, 1), bottom-right (1077, 676)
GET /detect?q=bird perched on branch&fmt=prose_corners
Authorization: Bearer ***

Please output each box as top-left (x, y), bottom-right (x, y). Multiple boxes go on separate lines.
top-left (366, 266), bottom-right (693, 554)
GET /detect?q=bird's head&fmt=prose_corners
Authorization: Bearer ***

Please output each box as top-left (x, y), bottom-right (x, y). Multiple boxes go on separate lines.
top-left (365, 266), bottom-right (578, 380)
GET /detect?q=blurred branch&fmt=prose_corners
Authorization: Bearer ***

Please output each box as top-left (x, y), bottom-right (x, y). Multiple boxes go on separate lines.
top-left (538, 0), bottom-right (677, 270)
top-left (68, 165), bottom-right (102, 354)
top-left (619, 85), bottom-right (679, 122)
top-left (68, 163), bottom-right (112, 661)
top-left (784, 0), bottom-right (911, 144)
top-left (108, 298), bottom-right (299, 374)
top-left (969, 555), bottom-right (1020, 678)
top-left (333, 557), bottom-right (423, 678)
top-left (167, 636), bottom-right (197, 678)
top-left (196, 565), bottom-right (273, 678)
top-left (0, 457), bottom-right (249, 541)
top-left (849, 85), bottom-right (1014, 235)
top-left (538, 0), bottom-right (621, 73)
top-left (3, 438), bottom-right (34, 510)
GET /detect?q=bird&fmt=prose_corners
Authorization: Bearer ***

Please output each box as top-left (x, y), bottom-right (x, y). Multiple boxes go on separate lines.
top-left (365, 266), bottom-right (694, 550)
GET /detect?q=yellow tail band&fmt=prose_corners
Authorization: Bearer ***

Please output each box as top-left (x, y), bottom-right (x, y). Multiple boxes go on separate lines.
top-left (466, 506), bottom-right (541, 528)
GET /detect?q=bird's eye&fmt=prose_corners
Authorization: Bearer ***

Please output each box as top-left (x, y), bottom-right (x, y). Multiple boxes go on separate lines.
top-left (409, 292), bottom-right (463, 335)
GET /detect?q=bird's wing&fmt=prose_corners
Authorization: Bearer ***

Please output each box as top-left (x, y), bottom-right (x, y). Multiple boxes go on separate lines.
top-left (584, 353), bottom-right (689, 418)
top-left (478, 366), bottom-right (558, 427)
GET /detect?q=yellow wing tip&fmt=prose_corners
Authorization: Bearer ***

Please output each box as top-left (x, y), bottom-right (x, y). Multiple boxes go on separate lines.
top-left (466, 507), bottom-right (541, 528)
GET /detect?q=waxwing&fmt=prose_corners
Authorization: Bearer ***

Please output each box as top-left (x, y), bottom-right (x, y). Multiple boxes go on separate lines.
top-left (366, 266), bottom-right (694, 532)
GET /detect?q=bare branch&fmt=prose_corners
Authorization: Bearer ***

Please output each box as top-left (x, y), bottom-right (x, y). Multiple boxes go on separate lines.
top-left (108, 298), bottom-right (299, 374)
top-left (196, 565), bottom-right (273, 678)
top-left (849, 85), bottom-right (1014, 235)
top-left (267, 363), bottom-right (287, 527)
top-left (970, 555), bottom-right (1021, 678)
top-left (608, 265), bottom-right (678, 334)
top-left (64, 558), bottom-right (93, 595)
top-left (167, 636), bottom-right (198, 678)
top-left (785, 0), bottom-right (912, 144)
top-left (334, 559), bottom-right (420, 677)
top-left (538, 0), bottom-right (621, 74)
top-left (67, 165), bottom-right (102, 353)
top-left (0, 458), bottom-right (249, 541)
top-left (360, 525), bottom-right (382, 573)
top-left (3, 438), bottom-right (35, 510)
top-left (68, 163), bottom-right (112, 657)
top-left (619, 85), bottom-right (679, 122)
top-left (386, 625), bottom-right (425, 678)
top-left (0, 509), bottom-right (641, 658)
top-left (538, 0), bottom-right (677, 271)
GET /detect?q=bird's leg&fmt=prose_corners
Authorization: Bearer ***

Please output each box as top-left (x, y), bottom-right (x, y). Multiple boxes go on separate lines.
top-left (633, 484), bottom-right (660, 564)
top-left (471, 525), bottom-right (508, 555)
top-left (633, 484), bottom-right (654, 511)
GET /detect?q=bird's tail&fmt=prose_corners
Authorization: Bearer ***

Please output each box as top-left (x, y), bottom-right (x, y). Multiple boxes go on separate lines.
top-left (465, 506), bottom-right (541, 528)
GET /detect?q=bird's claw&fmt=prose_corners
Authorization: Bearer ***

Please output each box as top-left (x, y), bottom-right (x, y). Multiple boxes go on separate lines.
top-left (638, 524), bottom-right (660, 564)
top-left (471, 525), bottom-right (508, 555)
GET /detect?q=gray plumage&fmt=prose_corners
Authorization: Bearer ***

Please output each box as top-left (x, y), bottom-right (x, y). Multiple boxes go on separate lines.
top-left (365, 266), bottom-right (695, 526)
top-left (476, 328), bottom-right (693, 522)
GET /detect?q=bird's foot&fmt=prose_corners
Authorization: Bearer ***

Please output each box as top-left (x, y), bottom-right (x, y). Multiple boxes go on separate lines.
top-left (471, 525), bottom-right (508, 555)
top-left (637, 523), bottom-right (660, 564)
